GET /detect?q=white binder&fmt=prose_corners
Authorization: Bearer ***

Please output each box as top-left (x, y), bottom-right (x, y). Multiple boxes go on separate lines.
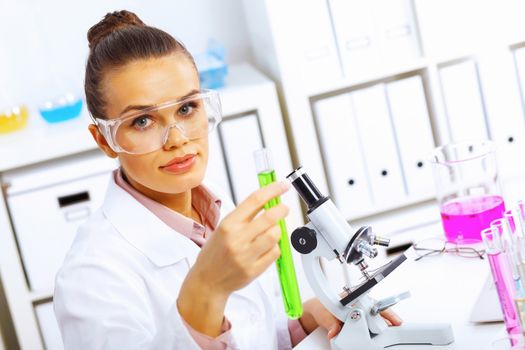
top-left (439, 60), bottom-right (489, 143)
top-left (375, 0), bottom-right (421, 67)
top-left (414, 0), bottom-right (483, 58)
top-left (219, 114), bottom-right (264, 204)
top-left (205, 131), bottom-right (233, 198)
top-left (314, 94), bottom-right (373, 219)
top-left (386, 75), bottom-right (435, 199)
top-left (265, 0), bottom-right (342, 85)
top-left (478, 51), bottom-right (525, 178)
top-left (351, 84), bottom-right (407, 207)
top-left (328, 0), bottom-right (381, 78)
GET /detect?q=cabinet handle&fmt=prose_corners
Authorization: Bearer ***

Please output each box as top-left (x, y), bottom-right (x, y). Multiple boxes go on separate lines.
top-left (58, 191), bottom-right (90, 208)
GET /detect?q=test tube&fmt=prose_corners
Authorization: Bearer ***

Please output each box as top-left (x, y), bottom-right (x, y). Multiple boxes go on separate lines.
top-left (492, 218), bottom-right (525, 297)
top-left (253, 148), bottom-right (303, 319)
top-left (505, 203), bottom-right (525, 334)
top-left (482, 226), bottom-right (522, 340)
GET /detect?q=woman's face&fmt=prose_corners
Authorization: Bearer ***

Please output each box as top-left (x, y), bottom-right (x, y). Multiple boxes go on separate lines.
top-left (96, 53), bottom-right (208, 197)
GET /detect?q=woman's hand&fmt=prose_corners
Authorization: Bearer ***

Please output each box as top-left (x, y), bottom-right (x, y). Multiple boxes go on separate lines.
top-left (299, 298), bottom-right (403, 340)
top-left (177, 181), bottom-right (290, 336)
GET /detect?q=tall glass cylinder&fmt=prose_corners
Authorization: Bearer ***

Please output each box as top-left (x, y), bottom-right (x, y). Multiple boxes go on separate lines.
top-left (430, 141), bottom-right (505, 242)
top-left (253, 148), bottom-right (303, 319)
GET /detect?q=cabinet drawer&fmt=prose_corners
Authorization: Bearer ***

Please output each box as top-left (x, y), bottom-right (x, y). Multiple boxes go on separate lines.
top-left (4, 153), bottom-right (115, 293)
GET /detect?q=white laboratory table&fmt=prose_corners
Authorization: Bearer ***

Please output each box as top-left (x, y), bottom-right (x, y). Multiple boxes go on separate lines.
top-left (295, 236), bottom-right (508, 350)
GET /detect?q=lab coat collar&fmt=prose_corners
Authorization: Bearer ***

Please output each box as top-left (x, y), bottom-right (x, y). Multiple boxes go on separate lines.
top-left (102, 175), bottom-right (200, 267)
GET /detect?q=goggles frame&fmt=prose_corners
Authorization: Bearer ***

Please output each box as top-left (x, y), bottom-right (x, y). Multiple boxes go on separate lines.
top-left (93, 89), bottom-right (222, 154)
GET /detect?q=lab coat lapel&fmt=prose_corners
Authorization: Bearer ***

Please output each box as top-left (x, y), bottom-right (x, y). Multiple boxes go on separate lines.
top-left (101, 176), bottom-right (200, 267)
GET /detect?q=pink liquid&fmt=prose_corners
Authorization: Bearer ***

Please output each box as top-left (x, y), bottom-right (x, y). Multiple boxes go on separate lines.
top-left (487, 252), bottom-right (522, 338)
top-left (440, 195), bottom-right (506, 242)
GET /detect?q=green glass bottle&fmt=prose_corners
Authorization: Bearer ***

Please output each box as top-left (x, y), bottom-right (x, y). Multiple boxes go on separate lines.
top-left (254, 148), bottom-right (303, 319)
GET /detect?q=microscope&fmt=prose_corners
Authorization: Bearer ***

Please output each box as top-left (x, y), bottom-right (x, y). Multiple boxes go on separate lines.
top-left (287, 167), bottom-right (454, 350)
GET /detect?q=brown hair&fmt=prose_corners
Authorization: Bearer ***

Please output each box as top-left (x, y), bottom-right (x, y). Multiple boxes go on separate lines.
top-left (85, 10), bottom-right (195, 119)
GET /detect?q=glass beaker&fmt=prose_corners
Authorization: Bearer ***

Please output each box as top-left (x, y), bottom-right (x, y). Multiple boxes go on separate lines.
top-left (430, 140), bottom-right (505, 242)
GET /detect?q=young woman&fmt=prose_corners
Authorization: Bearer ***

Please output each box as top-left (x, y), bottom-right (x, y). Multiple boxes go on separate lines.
top-left (54, 10), bottom-right (401, 349)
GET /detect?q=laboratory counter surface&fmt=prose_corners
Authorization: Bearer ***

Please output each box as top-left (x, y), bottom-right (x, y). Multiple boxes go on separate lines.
top-left (295, 227), bottom-right (507, 350)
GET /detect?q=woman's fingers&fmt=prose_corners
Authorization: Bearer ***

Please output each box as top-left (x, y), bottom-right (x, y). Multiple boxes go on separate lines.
top-left (251, 241), bottom-right (281, 275)
top-left (379, 308), bottom-right (403, 326)
top-left (246, 203), bottom-right (289, 241)
top-left (307, 300), bottom-right (343, 340)
top-left (231, 181), bottom-right (290, 222)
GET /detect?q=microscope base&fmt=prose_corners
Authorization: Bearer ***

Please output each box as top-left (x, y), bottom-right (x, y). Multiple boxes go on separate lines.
top-left (331, 309), bottom-right (454, 350)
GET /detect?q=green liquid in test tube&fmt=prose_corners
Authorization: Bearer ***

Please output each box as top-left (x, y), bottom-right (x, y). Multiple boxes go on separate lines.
top-left (253, 148), bottom-right (303, 319)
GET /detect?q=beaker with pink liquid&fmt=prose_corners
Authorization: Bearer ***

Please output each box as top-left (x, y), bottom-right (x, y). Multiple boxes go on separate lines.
top-left (430, 141), bottom-right (506, 242)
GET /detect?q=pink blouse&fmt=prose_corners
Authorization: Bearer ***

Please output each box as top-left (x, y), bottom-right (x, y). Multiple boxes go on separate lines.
top-left (115, 169), bottom-right (307, 348)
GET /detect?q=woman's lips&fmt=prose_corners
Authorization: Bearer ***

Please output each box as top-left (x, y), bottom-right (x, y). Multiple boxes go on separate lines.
top-left (160, 154), bottom-right (196, 174)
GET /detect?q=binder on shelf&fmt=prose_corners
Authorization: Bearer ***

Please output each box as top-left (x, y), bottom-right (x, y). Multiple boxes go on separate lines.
top-left (218, 114), bottom-right (264, 204)
top-left (438, 59), bottom-right (489, 143)
top-left (350, 84), bottom-right (407, 207)
top-left (265, 0), bottom-right (342, 85)
top-left (386, 75), bottom-right (435, 199)
top-left (513, 47), bottom-right (525, 107)
top-left (328, 0), bottom-right (382, 78)
top-left (313, 93), bottom-right (373, 218)
top-left (414, 0), bottom-right (484, 58)
top-left (478, 51), bottom-right (525, 178)
top-left (375, 0), bottom-right (421, 67)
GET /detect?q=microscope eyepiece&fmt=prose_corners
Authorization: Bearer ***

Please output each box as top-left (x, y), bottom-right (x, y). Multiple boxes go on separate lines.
top-left (287, 167), bottom-right (327, 210)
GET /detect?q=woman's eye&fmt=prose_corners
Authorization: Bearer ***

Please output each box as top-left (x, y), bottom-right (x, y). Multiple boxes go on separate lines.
top-left (131, 115), bottom-right (153, 129)
top-left (178, 102), bottom-right (196, 116)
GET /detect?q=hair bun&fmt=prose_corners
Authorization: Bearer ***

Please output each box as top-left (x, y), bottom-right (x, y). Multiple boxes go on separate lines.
top-left (87, 10), bottom-right (145, 50)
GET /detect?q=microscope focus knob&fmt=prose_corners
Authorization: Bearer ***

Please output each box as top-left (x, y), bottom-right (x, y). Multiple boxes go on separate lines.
top-left (291, 227), bottom-right (317, 254)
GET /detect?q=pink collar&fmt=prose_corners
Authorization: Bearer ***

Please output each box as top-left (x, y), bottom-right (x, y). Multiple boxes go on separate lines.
top-left (114, 168), bottom-right (221, 247)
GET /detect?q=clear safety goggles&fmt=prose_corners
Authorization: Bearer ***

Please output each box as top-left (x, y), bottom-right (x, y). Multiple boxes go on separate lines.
top-left (94, 89), bottom-right (222, 154)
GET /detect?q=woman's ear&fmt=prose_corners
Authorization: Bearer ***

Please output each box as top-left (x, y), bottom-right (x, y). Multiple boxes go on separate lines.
top-left (88, 124), bottom-right (118, 158)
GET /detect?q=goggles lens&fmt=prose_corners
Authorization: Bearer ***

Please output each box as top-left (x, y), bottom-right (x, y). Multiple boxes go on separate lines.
top-left (96, 90), bottom-right (221, 154)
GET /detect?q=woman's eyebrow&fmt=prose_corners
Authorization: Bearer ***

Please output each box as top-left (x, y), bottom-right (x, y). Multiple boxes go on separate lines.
top-left (119, 89), bottom-right (201, 116)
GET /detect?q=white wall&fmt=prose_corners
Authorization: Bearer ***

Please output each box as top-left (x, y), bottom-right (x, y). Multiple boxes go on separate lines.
top-left (0, 0), bottom-right (252, 108)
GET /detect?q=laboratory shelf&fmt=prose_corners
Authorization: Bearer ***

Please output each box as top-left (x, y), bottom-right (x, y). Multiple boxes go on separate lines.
top-left (306, 58), bottom-right (429, 98)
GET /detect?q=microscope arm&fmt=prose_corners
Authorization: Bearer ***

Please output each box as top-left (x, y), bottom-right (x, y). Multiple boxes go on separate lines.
top-left (300, 223), bottom-right (351, 322)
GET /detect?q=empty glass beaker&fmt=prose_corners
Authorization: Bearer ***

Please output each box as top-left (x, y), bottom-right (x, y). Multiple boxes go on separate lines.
top-left (430, 140), bottom-right (505, 242)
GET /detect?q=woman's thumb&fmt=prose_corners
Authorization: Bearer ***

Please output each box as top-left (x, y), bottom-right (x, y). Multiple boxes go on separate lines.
top-left (327, 322), bottom-right (342, 340)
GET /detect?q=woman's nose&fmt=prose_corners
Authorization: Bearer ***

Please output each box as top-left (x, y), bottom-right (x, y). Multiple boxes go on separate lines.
top-left (162, 123), bottom-right (189, 150)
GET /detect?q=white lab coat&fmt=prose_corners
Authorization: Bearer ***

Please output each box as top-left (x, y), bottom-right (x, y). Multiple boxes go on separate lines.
top-left (54, 174), bottom-right (293, 350)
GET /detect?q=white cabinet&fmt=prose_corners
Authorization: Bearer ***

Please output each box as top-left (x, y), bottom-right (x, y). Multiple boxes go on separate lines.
top-left (243, 0), bottom-right (525, 221)
top-left (206, 131), bottom-right (232, 199)
top-left (0, 64), bottom-right (304, 349)
top-left (4, 153), bottom-right (116, 293)
top-left (35, 302), bottom-right (62, 350)
top-left (218, 113), bottom-right (264, 204)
